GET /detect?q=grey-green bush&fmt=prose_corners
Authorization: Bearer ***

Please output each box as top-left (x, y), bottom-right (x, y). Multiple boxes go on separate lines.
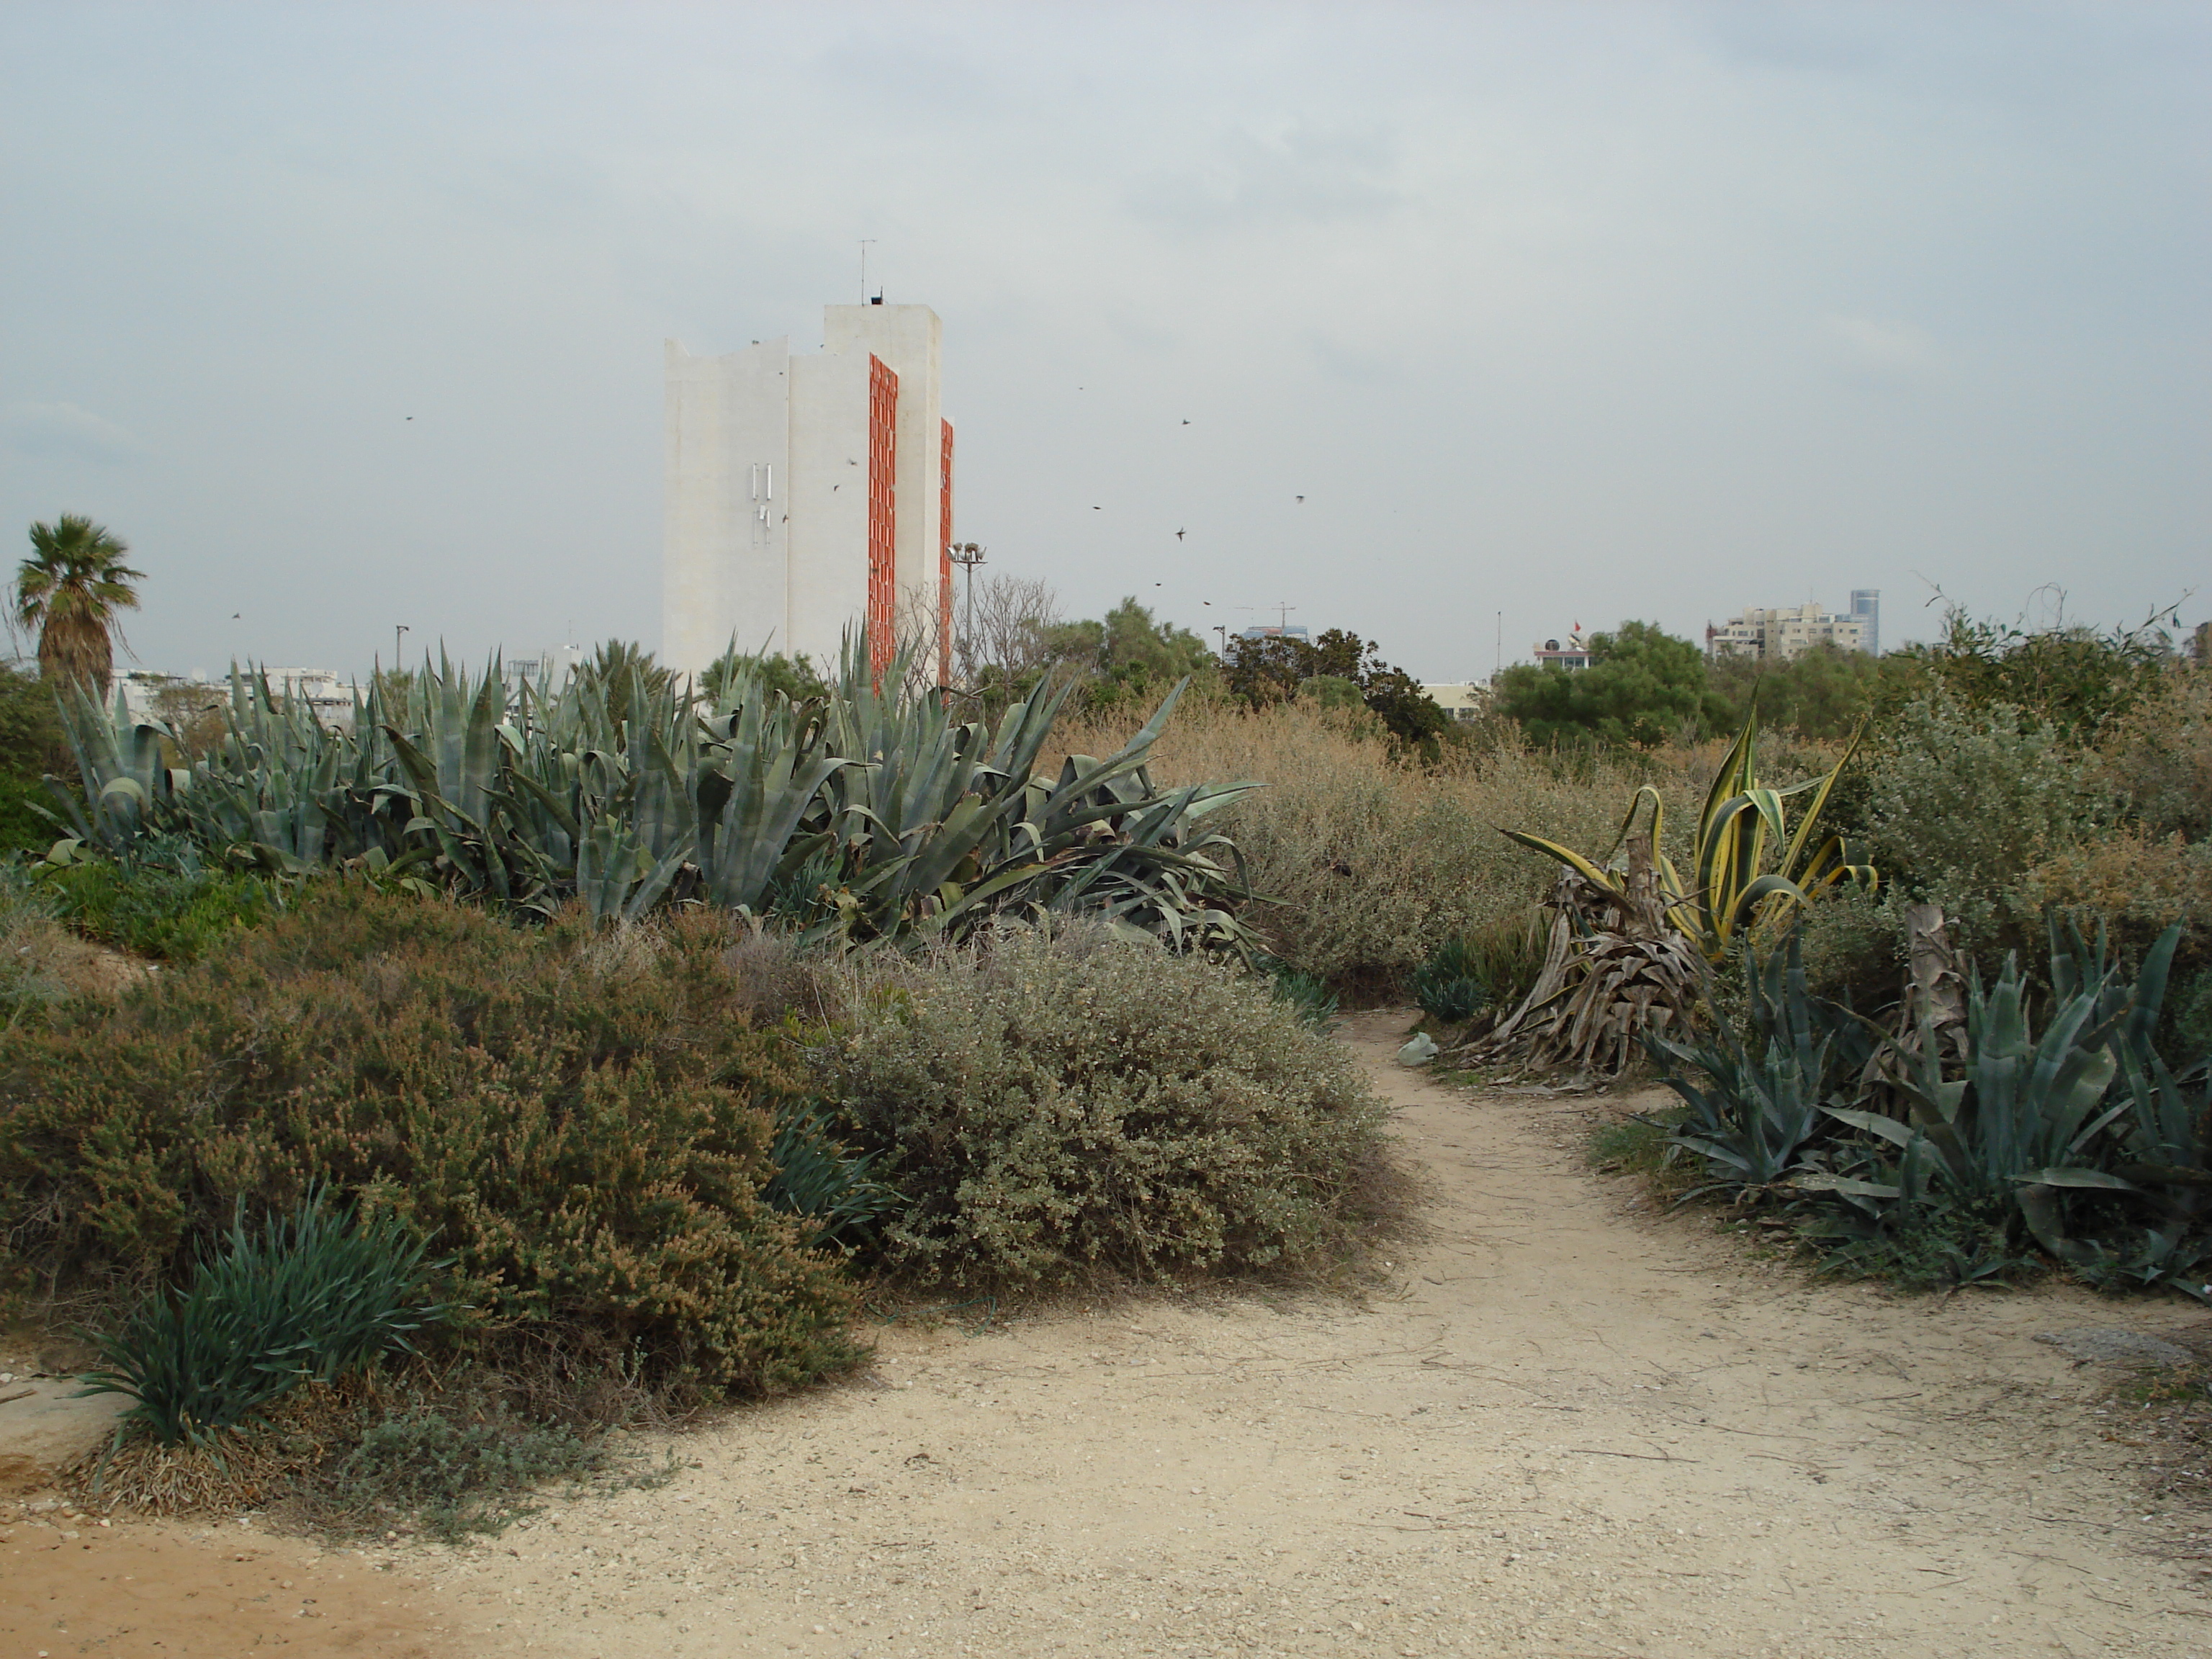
top-left (827, 927), bottom-right (1390, 1286)
top-left (1858, 692), bottom-right (2103, 944)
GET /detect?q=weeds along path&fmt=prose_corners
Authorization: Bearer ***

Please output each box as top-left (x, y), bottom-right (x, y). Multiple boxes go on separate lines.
top-left (434, 1013), bottom-right (2204, 1657)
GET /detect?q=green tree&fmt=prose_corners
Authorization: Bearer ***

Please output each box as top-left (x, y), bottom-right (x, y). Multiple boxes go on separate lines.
top-left (14, 515), bottom-right (143, 696)
top-left (1039, 598), bottom-right (1218, 711)
top-left (1881, 605), bottom-right (2175, 744)
top-left (701, 646), bottom-right (830, 707)
top-left (1224, 627), bottom-right (1449, 752)
top-left (1706, 642), bottom-right (1893, 739)
top-left (573, 640), bottom-right (674, 737)
top-left (1491, 621), bottom-right (1725, 749)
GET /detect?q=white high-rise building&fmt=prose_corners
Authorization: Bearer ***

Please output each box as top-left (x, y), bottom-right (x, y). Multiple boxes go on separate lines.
top-left (662, 302), bottom-right (953, 685)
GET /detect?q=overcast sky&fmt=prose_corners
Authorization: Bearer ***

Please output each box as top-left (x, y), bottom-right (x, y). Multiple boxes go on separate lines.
top-left (2, 2), bottom-right (2205, 683)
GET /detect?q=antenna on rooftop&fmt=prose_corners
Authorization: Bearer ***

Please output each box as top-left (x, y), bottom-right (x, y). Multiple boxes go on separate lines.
top-left (859, 239), bottom-right (877, 304)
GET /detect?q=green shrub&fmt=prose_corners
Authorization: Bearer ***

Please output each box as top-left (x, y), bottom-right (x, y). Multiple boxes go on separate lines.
top-left (1411, 939), bottom-right (1488, 1024)
top-left (2168, 966), bottom-right (2212, 1070)
top-left (1794, 883), bottom-right (1905, 1012)
top-left (0, 886), bottom-right (860, 1395)
top-left (315, 1403), bottom-right (631, 1542)
top-left (1254, 953), bottom-right (1340, 1029)
top-left (1857, 692), bottom-right (2102, 946)
top-left (78, 1191), bottom-right (447, 1447)
top-left (0, 667), bottom-right (65, 856)
top-left (828, 927), bottom-right (1390, 1286)
top-left (1804, 1195), bottom-right (2033, 1292)
top-left (0, 776), bottom-right (58, 858)
top-left (37, 851), bottom-right (274, 961)
top-left (1411, 914), bottom-right (1547, 1025)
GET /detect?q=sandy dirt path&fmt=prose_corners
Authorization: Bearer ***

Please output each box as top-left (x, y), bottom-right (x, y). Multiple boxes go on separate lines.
top-left (12, 1011), bottom-right (2210, 1658)
top-left (414, 1010), bottom-right (2208, 1659)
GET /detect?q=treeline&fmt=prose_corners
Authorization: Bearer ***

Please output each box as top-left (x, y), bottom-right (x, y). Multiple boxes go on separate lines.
top-left (1491, 607), bottom-right (2184, 748)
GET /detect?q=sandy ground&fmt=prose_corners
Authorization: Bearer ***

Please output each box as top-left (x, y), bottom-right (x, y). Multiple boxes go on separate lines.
top-left (1, 1516), bottom-right (469, 1658)
top-left (10, 1010), bottom-right (2212, 1658)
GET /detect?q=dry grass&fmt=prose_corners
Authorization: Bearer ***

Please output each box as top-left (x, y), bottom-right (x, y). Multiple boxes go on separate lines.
top-left (1055, 700), bottom-right (1850, 996)
top-left (62, 1379), bottom-right (362, 1516)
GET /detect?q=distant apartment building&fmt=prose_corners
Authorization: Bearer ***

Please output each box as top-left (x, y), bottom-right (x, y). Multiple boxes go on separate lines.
top-left (1236, 624), bottom-right (1311, 643)
top-left (118, 667), bottom-right (362, 730)
top-left (1706, 595), bottom-right (1877, 661)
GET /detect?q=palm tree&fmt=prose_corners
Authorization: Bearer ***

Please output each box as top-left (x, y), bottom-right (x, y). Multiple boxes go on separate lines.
top-left (15, 516), bottom-right (143, 697)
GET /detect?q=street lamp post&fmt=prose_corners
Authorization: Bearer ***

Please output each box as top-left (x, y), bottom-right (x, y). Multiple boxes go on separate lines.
top-left (948, 543), bottom-right (986, 683)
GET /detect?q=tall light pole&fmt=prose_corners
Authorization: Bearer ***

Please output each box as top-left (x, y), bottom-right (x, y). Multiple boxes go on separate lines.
top-left (394, 624), bottom-right (409, 674)
top-left (948, 542), bottom-right (986, 683)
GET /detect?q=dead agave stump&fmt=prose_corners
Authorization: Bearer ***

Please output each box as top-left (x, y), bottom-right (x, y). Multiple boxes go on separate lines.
top-left (1453, 828), bottom-right (1705, 1079)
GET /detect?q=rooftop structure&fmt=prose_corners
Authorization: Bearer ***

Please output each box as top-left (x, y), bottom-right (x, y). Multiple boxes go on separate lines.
top-left (1532, 630), bottom-right (1592, 671)
top-left (503, 643), bottom-right (587, 696)
top-left (663, 302), bottom-right (953, 685)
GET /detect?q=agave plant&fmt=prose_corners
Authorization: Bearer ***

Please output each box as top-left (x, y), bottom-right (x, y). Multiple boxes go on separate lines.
top-left (42, 631), bottom-right (1259, 952)
top-left (1645, 932), bottom-right (1878, 1198)
top-left (1800, 948), bottom-right (2141, 1262)
top-left (1500, 706), bottom-right (1876, 963)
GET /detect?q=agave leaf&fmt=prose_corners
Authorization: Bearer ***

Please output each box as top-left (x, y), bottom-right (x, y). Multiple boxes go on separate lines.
top-left (2013, 1166), bottom-right (2137, 1190)
top-left (1820, 1107), bottom-right (1920, 1149)
top-left (1496, 828), bottom-right (1629, 899)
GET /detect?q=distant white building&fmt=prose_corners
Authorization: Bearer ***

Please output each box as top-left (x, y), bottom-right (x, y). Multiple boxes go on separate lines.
top-left (1423, 682), bottom-right (1489, 723)
top-left (118, 667), bottom-right (362, 730)
top-left (503, 643), bottom-right (586, 697)
top-left (662, 302), bottom-right (954, 686)
top-left (1707, 598), bottom-right (1875, 661)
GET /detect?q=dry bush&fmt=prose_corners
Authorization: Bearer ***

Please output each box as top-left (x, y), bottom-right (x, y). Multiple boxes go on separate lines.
top-left (0, 878), bottom-right (148, 1020)
top-left (1053, 701), bottom-right (1714, 994)
top-left (2016, 830), bottom-right (2212, 958)
top-left (0, 886), bottom-right (861, 1396)
top-left (2103, 668), bottom-right (2212, 842)
top-left (824, 923), bottom-right (1394, 1287)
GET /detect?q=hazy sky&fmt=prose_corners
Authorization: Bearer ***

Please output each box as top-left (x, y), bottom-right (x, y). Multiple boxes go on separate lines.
top-left (3, 2), bottom-right (2205, 682)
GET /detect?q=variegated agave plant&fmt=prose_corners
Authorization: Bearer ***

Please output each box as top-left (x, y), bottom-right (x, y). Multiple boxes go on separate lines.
top-left (1500, 706), bottom-right (1877, 966)
top-left (1462, 706), bottom-right (1876, 1076)
top-left (40, 635), bottom-right (1260, 951)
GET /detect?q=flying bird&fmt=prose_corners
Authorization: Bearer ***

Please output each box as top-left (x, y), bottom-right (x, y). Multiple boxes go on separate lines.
top-left (1182, 419), bottom-right (1190, 426)
top-left (1174, 529), bottom-right (1185, 540)
top-left (1093, 505), bottom-right (1101, 511)
top-left (1295, 495), bottom-right (1305, 503)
